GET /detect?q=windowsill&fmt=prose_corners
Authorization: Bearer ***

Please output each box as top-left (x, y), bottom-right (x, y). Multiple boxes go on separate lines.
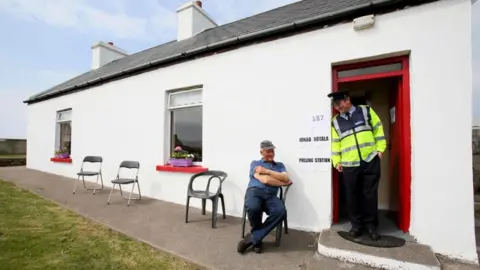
top-left (50, 157), bottom-right (72, 163)
top-left (156, 164), bottom-right (208, 173)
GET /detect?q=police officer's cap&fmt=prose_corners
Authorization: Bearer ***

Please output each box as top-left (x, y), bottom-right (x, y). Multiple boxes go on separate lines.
top-left (327, 91), bottom-right (349, 103)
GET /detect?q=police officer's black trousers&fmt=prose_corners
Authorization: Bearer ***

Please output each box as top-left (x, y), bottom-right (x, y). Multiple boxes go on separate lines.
top-left (342, 156), bottom-right (381, 230)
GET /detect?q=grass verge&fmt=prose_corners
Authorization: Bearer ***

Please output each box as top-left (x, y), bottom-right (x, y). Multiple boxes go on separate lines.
top-left (0, 180), bottom-right (199, 270)
top-left (0, 155), bottom-right (26, 159)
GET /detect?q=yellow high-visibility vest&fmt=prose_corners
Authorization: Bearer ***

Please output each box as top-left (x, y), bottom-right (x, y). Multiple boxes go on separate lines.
top-left (331, 105), bottom-right (386, 167)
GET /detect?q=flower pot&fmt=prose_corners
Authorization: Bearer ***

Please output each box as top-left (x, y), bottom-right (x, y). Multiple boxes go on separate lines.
top-left (169, 158), bottom-right (193, 167)
top-left (56, 153), bottom-right (69, 159)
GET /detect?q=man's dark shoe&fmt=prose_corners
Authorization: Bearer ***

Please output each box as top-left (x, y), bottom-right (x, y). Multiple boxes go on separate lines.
top-left (368, 229), bottom-right (380, 241)
top-left (237, 234), bottom-right (253, 254)
top-left (253, 242), bottom-right (263, 254)
top-left (349, 228), bottom-right (361, 238)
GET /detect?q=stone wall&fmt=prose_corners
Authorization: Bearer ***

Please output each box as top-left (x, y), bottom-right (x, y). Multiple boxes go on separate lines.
top-left (0, 139), bottom-right (26, 155)
top-left (0, 158), bottom-right (26, 167)
top-left (0, 139), bottom-right (27, 167)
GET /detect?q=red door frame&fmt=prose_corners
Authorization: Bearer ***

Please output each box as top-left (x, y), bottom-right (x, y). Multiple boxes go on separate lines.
top-left (331, 55), bottom-right (411, 232)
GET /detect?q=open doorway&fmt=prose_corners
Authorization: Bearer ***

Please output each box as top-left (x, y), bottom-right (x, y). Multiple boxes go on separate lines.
top-left (332, 77), bottom-right (411, 240)
top-left (331, 56), bottom-right (412, 237)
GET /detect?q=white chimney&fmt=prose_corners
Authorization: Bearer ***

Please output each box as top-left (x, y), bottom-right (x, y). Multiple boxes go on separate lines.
top-left (177, 1), bottom-right (217, 41)
top-left (91, 41), bottom-right (128, 70)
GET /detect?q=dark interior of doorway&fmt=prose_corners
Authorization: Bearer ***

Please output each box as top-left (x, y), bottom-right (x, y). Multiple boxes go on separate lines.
top-left (331, 77), bottom-right (413, 241)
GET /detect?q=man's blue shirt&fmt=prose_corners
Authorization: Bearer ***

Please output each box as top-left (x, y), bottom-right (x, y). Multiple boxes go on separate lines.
top-left (248, 159), bottom-right (287, 193)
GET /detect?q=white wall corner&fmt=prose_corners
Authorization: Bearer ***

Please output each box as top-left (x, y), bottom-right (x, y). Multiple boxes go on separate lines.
top-left (91, 42), bottom-right (128, 70)
top-left (177, 1), bottom-right (217, 41)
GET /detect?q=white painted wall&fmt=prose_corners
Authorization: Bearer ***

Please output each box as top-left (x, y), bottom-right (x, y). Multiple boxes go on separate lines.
top-left (26, 0), bottom-right (476, 262)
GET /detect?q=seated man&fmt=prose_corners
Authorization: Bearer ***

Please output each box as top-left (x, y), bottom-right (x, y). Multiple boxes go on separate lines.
top-left (237, 140), bottom-right (292, 254)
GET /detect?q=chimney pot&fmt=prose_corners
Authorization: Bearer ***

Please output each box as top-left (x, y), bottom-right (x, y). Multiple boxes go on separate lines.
top-left (195, 1), bottom-right (202, 8)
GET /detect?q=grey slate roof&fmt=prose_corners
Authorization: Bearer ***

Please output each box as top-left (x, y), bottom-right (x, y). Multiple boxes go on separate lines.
top-left (25, 0), bottom-right (419, 104)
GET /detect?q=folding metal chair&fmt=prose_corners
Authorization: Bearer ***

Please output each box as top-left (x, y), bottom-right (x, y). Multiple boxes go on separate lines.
top-left (107, 160), bottom-right (141, 206)
top-left (73, 156), bottom-right (104, 195)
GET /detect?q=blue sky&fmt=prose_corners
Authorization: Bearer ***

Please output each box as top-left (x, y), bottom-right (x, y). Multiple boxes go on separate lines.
top-left (0, 0), bottom-right (478, 139)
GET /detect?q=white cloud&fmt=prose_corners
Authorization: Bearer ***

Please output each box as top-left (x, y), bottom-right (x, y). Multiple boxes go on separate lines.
top-left (0, 0), bottom-right (301, 40)
top-left (0, 0), bottom-right (176, 40)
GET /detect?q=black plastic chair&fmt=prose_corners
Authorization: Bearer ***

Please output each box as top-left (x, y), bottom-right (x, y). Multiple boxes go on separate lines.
top-left (185, 170), bottom-right (228, 228)
top-left (107, 161), bottom-right (141, 206)
top-left (73, 156), bottom-right (103, 195)
top-left (241, 183), bottom-right (292, 247)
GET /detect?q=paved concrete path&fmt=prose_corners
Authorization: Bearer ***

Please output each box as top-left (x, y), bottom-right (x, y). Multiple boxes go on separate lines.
top-left (0, 167), bottom-right (377, 270)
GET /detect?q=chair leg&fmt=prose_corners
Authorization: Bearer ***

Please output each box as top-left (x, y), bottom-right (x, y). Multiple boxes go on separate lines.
top-left (284, 215), bottom-right (289, 234)
top-left (93, 174), bottom-right (99, 195)
top-left (73, 175), bottom-right (81, 194)
top-left (136, 181), bottom-right (141, 200)
top-left (119, 185), bottom-right (123, 196)
top-left (185, 196), bottom-right (191, 223)
top-left (127, 183), bottom-right (135, 207)
top-left (241, 206), bottom-right (247, 238)
top-left (201, 199), bottom-right (206, 215)
top-left (99, 173), bottom-right (104, 190)
top-left (81, 175), bottom-right (87, 190)
top-left (211, 197), bottom-right (219, 228)
top-left (275, 223), bottom-right (283, 247)
top-left (219, 193), bottom-right (226, 219)
top-left (107, 184), bottom-right (115, 204)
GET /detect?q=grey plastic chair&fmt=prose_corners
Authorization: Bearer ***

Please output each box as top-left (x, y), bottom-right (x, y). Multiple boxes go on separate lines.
top-left (241, 183), bottom-right (292, 246)
top-left (73, 156), bottom-right (103, 195)
top-left (185, 170), bottom-right (228, 228)
top-left (107, 161), bottom-right (141, 206)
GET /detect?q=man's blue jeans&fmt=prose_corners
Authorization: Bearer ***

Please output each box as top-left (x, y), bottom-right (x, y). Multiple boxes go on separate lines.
top-left (245, 187), bottom-right (286, 245)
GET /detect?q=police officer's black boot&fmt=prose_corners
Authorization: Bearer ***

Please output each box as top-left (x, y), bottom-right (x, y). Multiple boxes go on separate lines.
top-left (349, 228), bottom-right (361, 238)
top-left (368, 228), bottom-right (380, 241)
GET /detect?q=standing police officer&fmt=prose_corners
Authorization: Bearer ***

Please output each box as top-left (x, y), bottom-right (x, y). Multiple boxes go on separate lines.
top-left (328, 91), bottom-right (386, 240)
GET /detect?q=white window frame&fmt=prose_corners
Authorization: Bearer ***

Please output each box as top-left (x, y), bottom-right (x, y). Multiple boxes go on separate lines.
top-left (55, 109), bottom-right (72, 155)
top-left (167, 88), bottom-right (203, 110)
top-left (167, 88), bottom-right (203, 165)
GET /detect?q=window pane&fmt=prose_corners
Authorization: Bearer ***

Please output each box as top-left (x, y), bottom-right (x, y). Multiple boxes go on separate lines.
top-left (169, 90), bottom-right (202, 109)
top-left (338, 63), bottom-right (402, 78)
top-left (60, 122), bottom-right (72, 154)
top-left (171, 107), bottom-right (202, 162)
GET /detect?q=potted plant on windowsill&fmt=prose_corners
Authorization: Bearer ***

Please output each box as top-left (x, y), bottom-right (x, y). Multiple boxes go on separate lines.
top-left (55, 147), bottom-right (70, 159)
top-left (169, 146), bottom-right (194, 167)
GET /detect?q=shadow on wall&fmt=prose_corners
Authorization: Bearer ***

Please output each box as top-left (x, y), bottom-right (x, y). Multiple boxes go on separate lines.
top-left (285, 166), bottom-right (319, 230)
top-left (0, 139), bottom-right (26, 156)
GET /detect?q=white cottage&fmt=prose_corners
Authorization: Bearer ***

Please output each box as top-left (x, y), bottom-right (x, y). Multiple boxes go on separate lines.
top-left (24, 0), bottom-right (477, 265)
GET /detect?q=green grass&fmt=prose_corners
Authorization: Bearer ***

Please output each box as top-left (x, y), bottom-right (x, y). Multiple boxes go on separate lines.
top-left (0, 180), bottom-right (198, 270)
top-left (0, 154), bottom-right (26, 159)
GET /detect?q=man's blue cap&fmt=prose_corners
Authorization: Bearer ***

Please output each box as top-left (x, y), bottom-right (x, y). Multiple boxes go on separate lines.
top-left (260, 140), bottom-right (276, 150)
